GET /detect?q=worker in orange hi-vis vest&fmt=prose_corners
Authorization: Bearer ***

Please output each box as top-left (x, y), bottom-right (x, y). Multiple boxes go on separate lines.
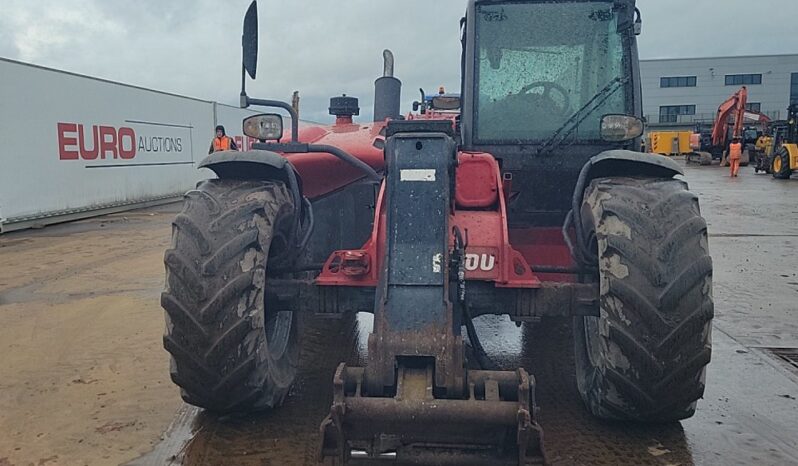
top-left (209, 125), bottom-right (239, 154)
top-left (728, 137), bottom-right (742, 177)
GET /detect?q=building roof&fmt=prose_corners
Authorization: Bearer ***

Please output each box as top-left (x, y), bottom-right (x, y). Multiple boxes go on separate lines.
top-left (641, 53), bottom-right (798, 63)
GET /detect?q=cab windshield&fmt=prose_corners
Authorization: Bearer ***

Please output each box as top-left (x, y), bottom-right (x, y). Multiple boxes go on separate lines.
top-left (474, 2), bottom-right (629, 143)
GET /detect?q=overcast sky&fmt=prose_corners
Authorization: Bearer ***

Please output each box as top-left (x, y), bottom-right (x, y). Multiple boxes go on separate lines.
top-left (2, 0), bottom-right (798, 123)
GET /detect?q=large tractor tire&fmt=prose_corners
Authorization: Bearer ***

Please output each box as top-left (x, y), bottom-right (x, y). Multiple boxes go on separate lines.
top-left (162, 179), bottom-right (299, 413)
top-left (574, 177), bottom-right (713, 422)
top-left (772, 147), bottom-right (793, 179)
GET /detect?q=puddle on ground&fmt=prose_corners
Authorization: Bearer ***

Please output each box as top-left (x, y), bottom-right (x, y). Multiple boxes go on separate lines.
top-left (134, 314), bottom-right (798, 466)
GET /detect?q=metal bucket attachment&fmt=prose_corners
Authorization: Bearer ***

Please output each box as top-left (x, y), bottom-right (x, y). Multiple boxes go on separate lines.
top-left (319, 363), bottom-right (545, 465)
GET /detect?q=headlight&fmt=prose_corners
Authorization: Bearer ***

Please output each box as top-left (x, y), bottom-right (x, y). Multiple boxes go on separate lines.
top-left (600, 114), bottom-right (644, 142)
top-left (243, 113), bottom-right (283, 141)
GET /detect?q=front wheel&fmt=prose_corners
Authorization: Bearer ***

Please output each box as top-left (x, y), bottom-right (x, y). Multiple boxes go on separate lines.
top-left (772, 147), bottom-right (792, 179)
top-left (162, 179), bottom-right (299, 413)
top-left (574, 177), bottom-right (713, 422)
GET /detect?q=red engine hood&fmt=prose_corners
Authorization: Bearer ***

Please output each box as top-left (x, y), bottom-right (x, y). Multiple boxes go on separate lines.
top-left (284, 122), bottom-right (387, 199)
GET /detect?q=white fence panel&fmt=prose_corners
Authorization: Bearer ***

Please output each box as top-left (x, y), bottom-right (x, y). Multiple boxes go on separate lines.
top-left (0, 58), bottom-right (281, 232)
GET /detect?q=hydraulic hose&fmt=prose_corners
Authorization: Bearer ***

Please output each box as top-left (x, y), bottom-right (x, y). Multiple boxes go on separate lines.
top-left (463, 304), bottom-right (498, 371)
top-left (306, 144), bottom-right (382, 182)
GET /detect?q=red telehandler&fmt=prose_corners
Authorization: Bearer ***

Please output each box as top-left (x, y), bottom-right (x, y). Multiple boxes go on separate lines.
top-left (161, 1), bottom-right (714, 464)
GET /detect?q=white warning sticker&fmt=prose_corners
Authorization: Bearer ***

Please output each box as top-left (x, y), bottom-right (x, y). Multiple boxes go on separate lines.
top-left (432, 253), bottom-right (443, 273)
top-left (400, 169), bottom-right (436, 182)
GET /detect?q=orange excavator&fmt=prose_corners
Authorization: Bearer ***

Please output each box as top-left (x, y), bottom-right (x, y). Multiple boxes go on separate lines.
top-left (689, 86), bottom-right (770, 166)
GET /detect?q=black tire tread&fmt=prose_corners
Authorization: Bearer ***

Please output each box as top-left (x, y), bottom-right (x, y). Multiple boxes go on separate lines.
top-left (772, 146), bottom-right (793, 179)
top-left (162, 179), bottom-right (296, 413)
top-left (576, 177), bottom-right (714, 422)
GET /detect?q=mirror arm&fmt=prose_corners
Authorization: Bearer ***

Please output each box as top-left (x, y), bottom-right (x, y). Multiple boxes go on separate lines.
top-left (243, 96), bottom-right (300, 143)
top-left (239, 65), bottom-right (248, 110)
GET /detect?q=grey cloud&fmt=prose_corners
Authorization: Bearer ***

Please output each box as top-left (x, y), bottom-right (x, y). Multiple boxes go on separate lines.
top-left (2, 0), bottom-right (797, 123)
top-left (635, 0), bottom-right (798, 59)
top-left (0, 28), bottom-right (17, 59)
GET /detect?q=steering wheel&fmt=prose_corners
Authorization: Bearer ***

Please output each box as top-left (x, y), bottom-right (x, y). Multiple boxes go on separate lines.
top-left (517, 81), bottom-right (572, 116)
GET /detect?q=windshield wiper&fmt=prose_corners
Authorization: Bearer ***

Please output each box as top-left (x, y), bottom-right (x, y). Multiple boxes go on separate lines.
top-left (537, 76), bottom-right (630, 155)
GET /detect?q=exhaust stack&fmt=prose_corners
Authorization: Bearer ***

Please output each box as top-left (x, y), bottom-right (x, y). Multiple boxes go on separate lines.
top-left (373, 50), bottom-right (402, 122)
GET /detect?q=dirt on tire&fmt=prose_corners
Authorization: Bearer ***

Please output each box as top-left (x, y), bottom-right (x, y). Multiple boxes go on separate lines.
top-left (574, 177), bottom-right (714, 422)
top-left (162, 179), bottom-right (298, 413)
top-left (772, 147), bottom-right (792, 179)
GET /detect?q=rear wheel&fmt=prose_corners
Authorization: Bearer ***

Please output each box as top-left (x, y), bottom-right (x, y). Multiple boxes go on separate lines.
top-left (162, 179), bottom-right (298, 413)
top-left (574, 177), bottom-right (713, 422)
top-left (772, 147), bottom-right (792, 179)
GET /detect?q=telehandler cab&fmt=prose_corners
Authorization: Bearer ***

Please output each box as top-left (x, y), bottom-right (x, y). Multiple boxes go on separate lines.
top-left (162, 1), bottom-right (714, 464)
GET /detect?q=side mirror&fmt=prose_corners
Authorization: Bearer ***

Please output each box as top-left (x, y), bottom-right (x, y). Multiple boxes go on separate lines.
top-left (600, 114), bottom-right (644, 142)
top-left (431, 96), bottom-right (461, 111)
top-left (243, 114), bottom-right (283, 141)
top-left (242, 1), bottom-right (258, 80)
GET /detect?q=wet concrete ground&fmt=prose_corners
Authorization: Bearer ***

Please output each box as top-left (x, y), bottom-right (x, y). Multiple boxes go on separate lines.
top-left (2, 161), bottom-right (798, 465)
top-left (0, 208), bottom-right (184, 466)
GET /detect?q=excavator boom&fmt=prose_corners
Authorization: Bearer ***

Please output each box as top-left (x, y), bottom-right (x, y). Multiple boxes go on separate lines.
top-left (711, 86), bottom-right (748, 147)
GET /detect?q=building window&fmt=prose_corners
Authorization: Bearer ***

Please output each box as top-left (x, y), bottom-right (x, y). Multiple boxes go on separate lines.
top-left (791, 73), bottom-right (798, 105)
top-left (660, 76), bottom-right (697, 88)
top-left (659, 105), bottom-right (696, 123)
top-left (725, 74), bottom-right (762, 86)
top-left (746, 102), bottom-right (761, 113)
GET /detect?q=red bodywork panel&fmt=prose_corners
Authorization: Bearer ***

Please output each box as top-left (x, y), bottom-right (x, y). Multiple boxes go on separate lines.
top-left (277, 118), bottom-right (574, 288)
top-left (283, 122), bottom-right (387, 199)
top-left (316, 152), bottom-right (548, 289)
top-left (285, 116), bottom-right (456, 200)
top-left (509, 228), bottom-right (576, 283)
top-left (455, 154), bottom-right (499, 208)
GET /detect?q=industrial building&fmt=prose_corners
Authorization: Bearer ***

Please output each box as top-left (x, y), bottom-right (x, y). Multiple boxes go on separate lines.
top-left (641, 53), bottom-right (798, 127)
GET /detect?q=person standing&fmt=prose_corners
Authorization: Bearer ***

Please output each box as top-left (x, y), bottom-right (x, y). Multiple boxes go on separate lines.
top-left (209, 125), bottom-right (238, 154)
top-left (728, 137), bottom-right (742, 177)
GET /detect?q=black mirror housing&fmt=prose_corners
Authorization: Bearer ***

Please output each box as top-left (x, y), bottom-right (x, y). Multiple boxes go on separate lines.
top-left (242, 1), bottom-right (258, 79)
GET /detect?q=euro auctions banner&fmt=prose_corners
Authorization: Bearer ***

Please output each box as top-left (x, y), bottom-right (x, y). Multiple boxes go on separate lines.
top-left (0, 58), bottom-right (270, 231)
top-left (55, 113), bottom-right (263, 166)
top-left (56, 121), bottom-right (193, 165)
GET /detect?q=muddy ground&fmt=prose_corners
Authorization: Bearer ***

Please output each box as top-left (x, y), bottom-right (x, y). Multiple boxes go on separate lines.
top-left (1, 162), bottom-right (797, 466)
top-left (0, 210), bottom-right (183, 466)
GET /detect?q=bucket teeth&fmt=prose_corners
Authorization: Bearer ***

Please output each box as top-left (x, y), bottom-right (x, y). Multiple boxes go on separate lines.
top-left (319, 363), bottom-right (546, 465)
